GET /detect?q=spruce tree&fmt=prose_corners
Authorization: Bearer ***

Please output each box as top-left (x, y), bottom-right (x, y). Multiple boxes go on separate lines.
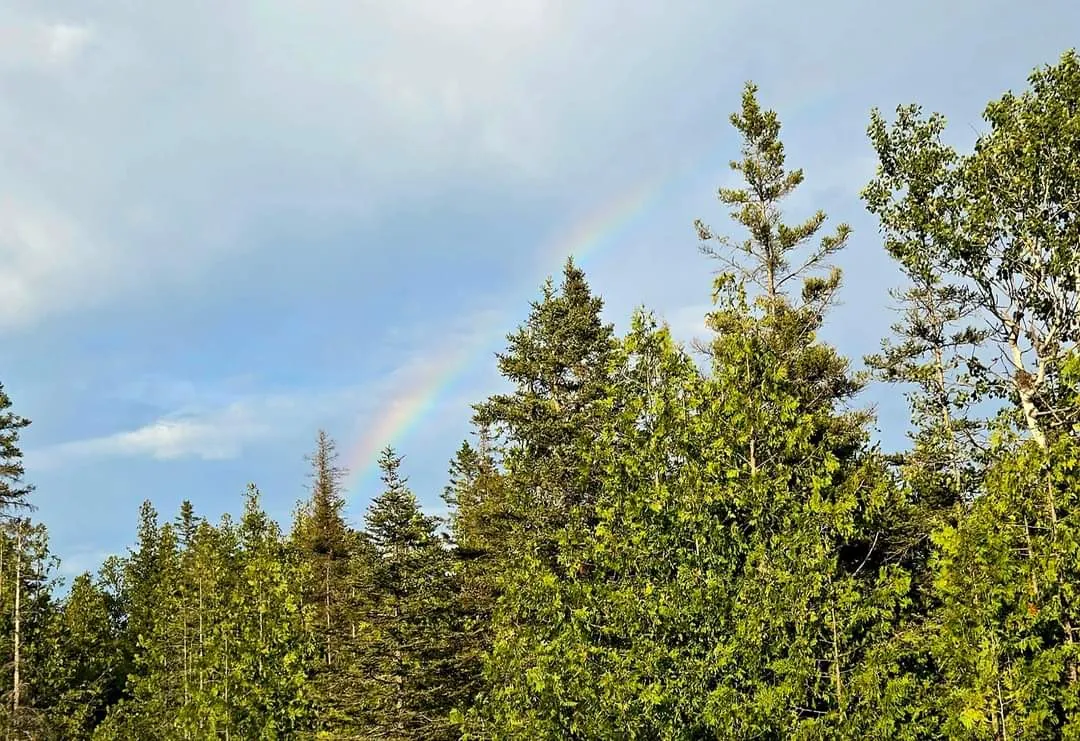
top-left (290, 430), bottom-right (353, 734)
top-left (468, 260), bottom-right (616, 735)
top-left (441, 432), bottom-right (510, 721)
top-left (41, 572), bottom-right (122, 739)
top-left (0, 383), bottom-right (32, 513)
top-left (353, 448), bottom-right (460, 740)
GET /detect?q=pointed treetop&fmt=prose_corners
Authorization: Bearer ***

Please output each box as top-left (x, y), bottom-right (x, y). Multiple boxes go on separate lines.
top-left (240, 483), bottom-right (274, 543)
top-left (295, 430), bottom-right (350, 559)
top-left (0, 382), bottom-right (33, 513)
top-left (695, 81), bottom-right (851, 318)
top-left (378, 446), bottom-right (408, 490)
top-left (366, 447), bottom-right (440, 552)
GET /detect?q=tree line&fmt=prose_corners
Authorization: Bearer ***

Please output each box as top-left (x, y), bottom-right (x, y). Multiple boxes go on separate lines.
top-left (0, 49), bottom-right (1077, 739)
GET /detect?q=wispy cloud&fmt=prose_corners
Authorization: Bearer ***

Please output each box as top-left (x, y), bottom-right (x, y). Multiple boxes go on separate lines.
top-left (27, 303), bottom-right (513, 470)
top-left (27, 386), bottom-right (377, 469)
top-left (0, 12), bottom-right (94, 71)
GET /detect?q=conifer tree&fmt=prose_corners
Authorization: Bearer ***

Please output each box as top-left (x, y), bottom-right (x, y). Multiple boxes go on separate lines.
top-left (93, 501), bottom-right (165, 738)
top-left (292, 431), bottom-right (351, 658)
top-left (109, 520), bottom-right (184, 738)
top-left (353, 448), bottom-right (461, 740)
top-left (41, 572), bottom-right (122, 739)
top-left (473, 257), bottom-right (616, 529)
top-left (231, 484), bottom-right (313, 737)
top-left (441, 431), bottom-right (510, 717)
top-left (695, 82), bottom-right (851, 321)
top-left (0, 383), bottom-right (33, 513)
top-left (690, 82), bottom-right (911, 737)
top-left (291, 430), bottom-right (353, 734)
top-left (862, 133), bottom-right (989, 510)
top-left (466, 259), bottom-right (617, 736)
top-left (0, 518), bottom-right (58, 739)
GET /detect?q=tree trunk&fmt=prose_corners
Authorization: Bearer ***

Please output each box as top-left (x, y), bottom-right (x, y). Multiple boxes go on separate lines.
top-left (11, 525), bottom-right (22, 726)
top-left (325, 559), bottom-right (332, 666)
top-left (1008, 338), bottom-right (1048, 449)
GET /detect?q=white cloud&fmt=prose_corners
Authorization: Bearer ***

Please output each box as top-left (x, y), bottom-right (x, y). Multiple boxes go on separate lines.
top-left (0, 195), bottom-right (111, 328)
top-left (31, 402), bottom-right (273, 466)
top-left (0, 0), bottom-right (1071, 332)
top-left (0, 12), bottom-right (93, 71)
top-left (45, 22), bottom-right (93, 64)
top-left (0, 0), bottom-right (750, 331)
top-left (27, 302), bottom-right (513, 468)
top-left (27, 382), bottom-right (388, 469)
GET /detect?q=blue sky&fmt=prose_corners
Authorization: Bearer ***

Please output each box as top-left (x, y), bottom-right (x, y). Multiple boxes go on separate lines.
top-left (2, 0), bottom-right (1078, 580)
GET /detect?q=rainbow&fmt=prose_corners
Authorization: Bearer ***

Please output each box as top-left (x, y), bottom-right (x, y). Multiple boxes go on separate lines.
top-left (336, 72), bottom-right (842, 499)
top-left (340, 172), bottom-right (673, 498)
top-left (340, 71), bottom-right (832, 497)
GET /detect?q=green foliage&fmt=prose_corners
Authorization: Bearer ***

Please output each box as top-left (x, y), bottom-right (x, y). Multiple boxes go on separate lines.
top-left (695, 81), bottom-right (851, 316)
top-left (466, 260), bottom-right (617, 738)
top-left (40, 572), bottom-right (124, 739)
top-left (350, 448), bottom-right (464, 740)
top-left (930, 436), bottom-right (1080, 739)
top-left (864, 49), bottom-right (1080, 450)
top-left (0, 382), bottom-right (33, 512)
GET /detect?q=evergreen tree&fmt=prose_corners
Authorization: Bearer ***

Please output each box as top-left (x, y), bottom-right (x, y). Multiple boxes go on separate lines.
top-left (928, 397), bottom-right (1080, 738)
top-left (694, 82), bottom-right (851, 320)
top-left (353, 448), bottom-right (461, 740)
top-left (467, 259), bottom-right (617, 735)
top-left (292, 433), bottom-right (351, 654)
top-left (0, 518), bottom-right (58, 738)
top-left (691, 83), bottom-right (911, 737)
top-left (40, 572), bottom-right (122, 739)
top-left (442, 431), bottom-right (510, 721)
top-left (0, 383), bottom-right (33, 513)
top-left (231, 484), bottom-right (313, 737)
top-left (473, 257), bottom-right (617, 530)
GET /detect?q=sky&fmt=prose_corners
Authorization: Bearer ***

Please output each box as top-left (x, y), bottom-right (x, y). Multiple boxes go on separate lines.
top-left (2, 0), bottom-right (1078, 581)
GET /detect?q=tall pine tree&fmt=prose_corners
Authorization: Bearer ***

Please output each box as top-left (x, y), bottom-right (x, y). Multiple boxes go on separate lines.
top-left (353, 448), bottom-right (461, 740)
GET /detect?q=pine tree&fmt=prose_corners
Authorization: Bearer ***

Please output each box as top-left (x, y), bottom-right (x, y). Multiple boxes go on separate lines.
top-left (93, 502), bottom-right (165, 738)
top-left (467, 260), bottom-right (616, 735)
top-left (40, 572), bottom-right (122, 739)
top-left (688, 83), bottom-right (911, 737)
top-left (353, 448), bottom-right (461, 740)
top-left (694, 82), bottom-right (851, 321)
top-left (290, 430), bottom-right (353, 735)
top-left (0, 384), bottom-right (33, 513)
